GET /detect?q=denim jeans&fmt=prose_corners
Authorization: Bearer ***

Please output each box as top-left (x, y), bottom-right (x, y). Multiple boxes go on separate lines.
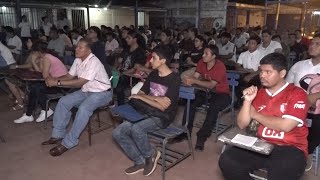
top-left (0, 55), bottom-right (8, 67)
top-left (112, 117), bottom-right (162, 165)
top-left (52, 89), bottom-right (113, 149)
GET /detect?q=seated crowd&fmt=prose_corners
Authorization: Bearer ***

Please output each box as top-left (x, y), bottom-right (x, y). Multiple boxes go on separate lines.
top-left (1, 15), bottom-right (320, 179)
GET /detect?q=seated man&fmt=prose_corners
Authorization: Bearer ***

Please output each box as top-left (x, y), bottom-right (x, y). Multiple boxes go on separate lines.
top-left (180, 45), bottom-right (231, 151)
top-left (47, 27), bottom-right (65, 57)
top-left (236, 35), bottom-right (263, 84)
top-left (216, 32), bottom-right (236, 63)
top-left (112, 45), bottom-right (180, 176)
top-left (0, 42), bottom-right (16, 68)
top-left (219, 53), bottom-right (309, 180)
top-left (286, 33), bottom-right (320, 171)
top-left (42, 38), bottom-right (113, 156)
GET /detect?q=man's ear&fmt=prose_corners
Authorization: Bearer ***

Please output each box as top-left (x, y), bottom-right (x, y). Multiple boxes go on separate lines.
top-left (280, 69), bottom-right (287, 78)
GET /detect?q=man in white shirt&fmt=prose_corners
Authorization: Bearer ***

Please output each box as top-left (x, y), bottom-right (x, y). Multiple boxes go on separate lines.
top-left (18, 15), bottom-right (31, 39)
top-left (286, 33), bottom-right (320, 171)
top-left (42, 38), bottom-right (113, 156)
top-left (105, 32), bottom-right (119, 56)
top-left (237, 36), bottom-right (263, 77)
top-left (47, 27), bottom-right (65, 57)
top-left (216, 32), bottom-right (236, 62)
top-left (70, 29), bottom-right (83, 46)
top-left (5, 26), bottom-right (22, 55)
top-left (0, 42), bottom-right (16, 67)
top-left (41, 16), bottom-right (52, 37)
top-left (258, 29), bottom-right (282, 58)
top-left (234, 27), bottom-right (247, 54)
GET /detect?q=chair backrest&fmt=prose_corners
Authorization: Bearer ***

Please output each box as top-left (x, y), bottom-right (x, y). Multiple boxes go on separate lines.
top-left (179, 86), bottom-right (195, 127)
top-left (227, 72), bottom-right (240, 107)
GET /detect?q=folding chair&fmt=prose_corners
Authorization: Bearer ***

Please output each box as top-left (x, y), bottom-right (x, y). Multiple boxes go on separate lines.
top-left (148, 86), bottom-right (195, 180)
top-left (213, 72), bottom-right (240, 141)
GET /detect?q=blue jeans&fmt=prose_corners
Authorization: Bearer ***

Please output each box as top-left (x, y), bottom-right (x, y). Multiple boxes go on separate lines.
top-left (0, 55), bottom-right (8, 67)
top-left (52, 89), bottom-right (113, 149)
top-left (112, 117), bottom-right (162, 165)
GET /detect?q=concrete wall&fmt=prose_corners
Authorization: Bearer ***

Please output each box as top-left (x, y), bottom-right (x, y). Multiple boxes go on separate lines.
top-left (88, 8), bottom-right (150, 28)
top-left (150, 0), bottom-right (228, 31)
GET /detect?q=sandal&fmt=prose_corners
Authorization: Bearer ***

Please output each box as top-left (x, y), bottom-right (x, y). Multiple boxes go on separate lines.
top-left (12, 104), bottom-right (24, 111)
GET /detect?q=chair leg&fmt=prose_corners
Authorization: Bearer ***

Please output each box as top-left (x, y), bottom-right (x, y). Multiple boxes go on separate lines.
top-left (97, 111), bottom-right (101, 128)
top-left (315, 146), bottom-right (319, 176)
top-left (44, 99), bottom-right (50, 129)
top-left (215, 114), bottom-right (220, 142)
top-left (186, 130), bottom-right (194, 160)
top-left (88, 119), bottom-right (92, 146)
top-left (161, 138), bottom-right (168, 180)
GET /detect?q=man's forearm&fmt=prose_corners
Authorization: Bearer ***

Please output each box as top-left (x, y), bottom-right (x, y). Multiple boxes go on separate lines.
top-left (138, 95), bottom-right (165, 111)
top-left (237, 101), bottom-right (252, 129)
top-left (56, 74), bottom-right (74, 81)
top-left (59, 78), bottom-right (86, 88)
top-left (308, 92), bottom-right (320, 106)
top-left (193, 79), bottom-right (216, 89)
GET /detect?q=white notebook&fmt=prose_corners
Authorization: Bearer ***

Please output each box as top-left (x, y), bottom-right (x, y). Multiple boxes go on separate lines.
top-left (231, 134), bottom-right (258, 147)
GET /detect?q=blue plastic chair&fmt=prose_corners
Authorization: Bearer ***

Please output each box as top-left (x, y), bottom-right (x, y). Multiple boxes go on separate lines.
top-left (213, 72), bottom-right (240, 142)
top-left (149, 86), bottom-right (195, 180)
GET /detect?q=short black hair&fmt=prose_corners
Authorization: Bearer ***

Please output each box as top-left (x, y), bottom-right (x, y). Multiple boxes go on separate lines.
top-left (162, 29), bottom-right (172, 37)
top-left (152, 45), bottom-right (173, 66)
top-left (205, 44), bottom-right (219, 56)
top-left (5, 26), bottom-right (14, 33)
top-left (248, 35), bottom-right (261, 44)
top-left (295, 29), bottom-right (302, 34)
top-left (220, 32), bottom-right (231, 39)
top-left (70, 29), bottom-right (80, 34)
top-left (288, 33), bottom-right (297, 38)
top-left (188, 27), bottom-right (198, 36)
top-left (195, 35), bottom-right (207, 46)
top-left (50, 27), bottom-right (58, 33)
top-left (57, 29), bottom-right (65, 34)
top-left (260, 53), bottom-right (287, 72)
top-left (272, 35), bottom-right (281, 41)
top-left (88, 26), bottom-right (101, 39)
top-left (262, 29), bottom-right (272, 36)
top-left (78, 38), bottom-right (93, 49)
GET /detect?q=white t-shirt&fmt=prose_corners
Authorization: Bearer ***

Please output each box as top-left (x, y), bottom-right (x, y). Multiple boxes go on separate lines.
top-left (69, 53), bottom-right (111, 92)
top-left (0, 42), bottom-right (15, 65)
top-left (234, 35), bottom-right (247, 49)
top-left (18, 22), bottom-right (31, 37)
top-left (237, 49), bottom-right (263, 71)
top-left (41, 22), bottom-right (52, 36)
top-left (217, 41), bottom-right (237, 62)
top-left (286, 59), bottom-right (320, 87)
top-left (258, 40), bottom-right (282, 57)
top-left (7, 35), bottom-right (22, 55)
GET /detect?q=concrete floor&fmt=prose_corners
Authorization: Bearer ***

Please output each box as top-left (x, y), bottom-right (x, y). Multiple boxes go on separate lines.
top-left (0, 92), bottom-right (319, 180)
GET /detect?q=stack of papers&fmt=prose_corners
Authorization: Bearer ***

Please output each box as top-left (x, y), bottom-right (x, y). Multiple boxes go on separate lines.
top-left (231, 134), bottom-right (258, 147)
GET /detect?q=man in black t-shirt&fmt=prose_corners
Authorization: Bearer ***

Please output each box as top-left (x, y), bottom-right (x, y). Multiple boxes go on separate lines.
top-left (113, 45), bottom-right (180, 176)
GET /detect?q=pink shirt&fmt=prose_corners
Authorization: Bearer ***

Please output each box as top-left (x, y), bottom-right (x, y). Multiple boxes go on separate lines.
top-left (69, 53), bottom-right (111, 92)
top-left (44, 54), bottom-right (68, 78)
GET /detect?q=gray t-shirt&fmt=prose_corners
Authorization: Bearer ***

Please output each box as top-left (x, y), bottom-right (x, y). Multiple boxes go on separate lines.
top-left (47, 37), bottom-right (65, 57)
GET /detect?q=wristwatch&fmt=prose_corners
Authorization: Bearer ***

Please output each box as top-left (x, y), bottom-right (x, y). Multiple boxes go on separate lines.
top-left (57, 80), bottom-right (62, 86)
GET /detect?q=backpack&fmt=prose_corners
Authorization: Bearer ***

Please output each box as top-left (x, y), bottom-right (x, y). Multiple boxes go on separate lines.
top-left (299, 73), bottom-right (320, 114)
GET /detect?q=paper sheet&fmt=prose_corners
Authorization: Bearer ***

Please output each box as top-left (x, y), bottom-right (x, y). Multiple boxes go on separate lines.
top-left (231, 134), bottom-right (258, 147)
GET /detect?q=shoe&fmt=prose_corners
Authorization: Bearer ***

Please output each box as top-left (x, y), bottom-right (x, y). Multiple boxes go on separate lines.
top-left (36, 109), bottom-right (54, 123)
top-left (49, 144), bottom-right (69, 156)
top-left (41, 137), bottom-right (63, 145)
top-left (125, 164), bottom-right (145, 175)
top-left (170, 133), bottom-right (188, 144)
top-left (143, 150), bottom-right (160, 176)
top-left (14, 114), bottom-right (34, 123)
top-left (305, 154), bottom-right (313, 171)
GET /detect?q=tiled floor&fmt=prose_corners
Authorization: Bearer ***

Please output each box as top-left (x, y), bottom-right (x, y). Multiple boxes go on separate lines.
top-left (0, 92), bottom-right (319, 180)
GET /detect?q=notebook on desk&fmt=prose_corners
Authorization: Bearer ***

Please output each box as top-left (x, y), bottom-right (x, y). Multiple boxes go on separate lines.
top-left (111, 104), bottom-right (146, 122)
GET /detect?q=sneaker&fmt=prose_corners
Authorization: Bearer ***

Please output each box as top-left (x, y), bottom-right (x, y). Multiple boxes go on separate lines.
top-left (305, 154), bottom-right (313, 171)
top-left (36, 109), bottom-right (54, 123)
top-left (125, 164), bottom-right (144, 175)
top-left (143, 150), bottom-right (161, 176)
top-left (14, 113), bottom-right (34, 123)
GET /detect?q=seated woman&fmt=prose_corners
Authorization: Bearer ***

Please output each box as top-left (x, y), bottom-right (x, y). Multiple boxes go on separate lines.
top-left (13, 42), bottom-right (68, 123)
top-left (180, 35), bottom-right (206, 77)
